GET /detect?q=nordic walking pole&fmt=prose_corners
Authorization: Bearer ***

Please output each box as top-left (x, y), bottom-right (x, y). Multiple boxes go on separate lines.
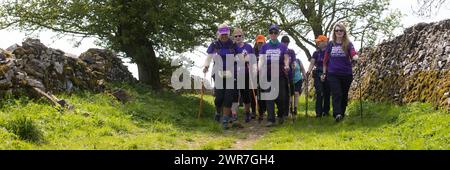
top-left (305, 75), bottom-right (309, 117)
top-left (358, 62), bottom-right (363, 121)
top-left (286, 73), bottom-right (293, 122)
top-left (249, 65), bottom-right (259, 116)
top-left (198, 73), bottom-right (206, 119)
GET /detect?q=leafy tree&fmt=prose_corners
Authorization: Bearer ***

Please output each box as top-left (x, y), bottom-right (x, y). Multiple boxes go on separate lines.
top-left (413, 0), bottom-right (449, 17)
top-left (236, 0), bottom-right (402, 58)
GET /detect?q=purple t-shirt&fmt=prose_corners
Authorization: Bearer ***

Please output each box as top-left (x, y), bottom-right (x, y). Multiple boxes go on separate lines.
top-left (236, 43), bottom-right (254, 75)
top-left (260, 42), bottom-right (288, 77)
top-left (206, 39), bottom-right (238, 78)
top-left (312, 49), bottom-right (326, 71)
top-left (323, 42), bottom-right (357, 76)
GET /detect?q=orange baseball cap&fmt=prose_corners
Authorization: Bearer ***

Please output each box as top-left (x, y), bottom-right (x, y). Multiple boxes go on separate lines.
top-left (315, 35), bottom-right (328, 44)
top-left (256, 35), bottom-right (266, 43)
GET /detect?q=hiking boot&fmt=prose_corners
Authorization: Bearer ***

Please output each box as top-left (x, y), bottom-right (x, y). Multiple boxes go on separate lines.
top-left (231, 114), bottom-right (238, 122)
top-left (265, 121), bottom-right (275, 127)
top-left (278, 117), bottom-right (285, 125)
top-left (322, 113), bottom-right (330, 117)
top-left (316, 114), bottom-right (322, 118)
top-left (258, 115), bottom-right (264, 123)
top-left (214, 113), bottom-right (221, 122)
top-left (232, 122), bottom-right (244, 129)
top-left (335, 114), bottom-right (343, 122)
top-left (251, 112), bottom-right (256, 119)
top-left (245, 112), bottom-right (251, 123)
top-left (223, 115), bottom-right (231, 130)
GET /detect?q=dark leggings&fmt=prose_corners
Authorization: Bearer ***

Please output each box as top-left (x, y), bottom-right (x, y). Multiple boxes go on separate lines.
top-left (214, 78), bottom-right (238, 114)
top-left (264, 75), bottom-right (290, 123)
top-left (327, 73), bottom-right (353, 118)
top-left (313, 69), bottom-right (331, 116)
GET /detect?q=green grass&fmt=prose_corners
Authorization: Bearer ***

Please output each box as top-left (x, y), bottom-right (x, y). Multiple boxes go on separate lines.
top-left (0, 83), bottom-right (234, 150)
top-left (253, 100), bottom-right (450, 150)
top-left (0, 83), bottom-right (448, 150)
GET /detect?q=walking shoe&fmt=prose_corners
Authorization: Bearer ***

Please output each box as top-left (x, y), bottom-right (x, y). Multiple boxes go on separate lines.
top-left (222, 115), bottom-right (230, 130)
top-left (245, 112), bottom-right (251, 123)
top-left (232, 122), bottom-right (244, 129)
top-left (231, 114), bottom-right (238, 122)
top-left (258, 115), bottom-right (264, 123)
top-left (278, 117), bottom-right (285, 125)
top-left (335, 114), bottom-right (343, 122)
top-left (251, 112), bottom-right (256, 119)
top-left (265, 121), bottom-right (275, 127)
top-left (214, 113), bottom-right (221, 122)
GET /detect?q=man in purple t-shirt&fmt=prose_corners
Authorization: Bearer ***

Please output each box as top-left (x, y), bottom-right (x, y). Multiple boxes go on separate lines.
top-left (258, 24), bottom-right (290, 127)
top-left (203, 24), bottom-right (239, 129)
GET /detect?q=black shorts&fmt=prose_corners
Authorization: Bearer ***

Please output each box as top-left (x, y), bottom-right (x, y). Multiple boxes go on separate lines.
top-left (214, 78), bottom-right (238, 108)
top-left (289, 80), bottom-right (295, 96)
top-left (214, 88), bottom-right (238, 108)
top-left (239, 89), bottom-right (252, 104)
top-left (294, 80), bottom-right (303, 93)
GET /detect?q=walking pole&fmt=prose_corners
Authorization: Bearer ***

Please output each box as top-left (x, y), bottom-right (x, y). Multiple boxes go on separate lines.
top-left (286, 74), bottom-right (293, 123)
top-left (249, 64), bottom-right (259, 117)
top-left (358, 62), bottom-right (363, 121)
top-left (198, 73), bottom-right (206, 119)
top-left (305, 75), bottom-right (309, 117)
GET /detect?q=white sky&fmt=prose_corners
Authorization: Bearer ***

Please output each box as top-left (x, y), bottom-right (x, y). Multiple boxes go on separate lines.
top-left (1, 1), bottom-right (449, 82)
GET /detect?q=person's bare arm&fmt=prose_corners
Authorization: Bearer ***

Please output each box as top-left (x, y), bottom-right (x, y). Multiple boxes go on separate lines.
top-left (307, 58), bottom-right (315, 77)
top-left (203, 54), bottom-right (214, 73)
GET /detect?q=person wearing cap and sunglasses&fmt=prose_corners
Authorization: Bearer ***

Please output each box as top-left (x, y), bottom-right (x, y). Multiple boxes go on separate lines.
top-left (203, 24), bottom-right (239, 129)
top-left (281, 36), bottom-right (306, 118)
top-left (307, 35), bottom-right (331, 118)
top-left (258, 24), bottom-right (290, 127)
top-left (253, 35), bottom-right (267, 123)
top-left (322, 23), bottom-right (359, 122)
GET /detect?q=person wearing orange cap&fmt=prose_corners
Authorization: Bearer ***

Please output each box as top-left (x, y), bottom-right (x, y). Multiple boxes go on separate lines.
top-left (307, 35), bottom-right (331, 118)
top-left (322, 23), bottom-right (359, 122)
top-left (253, 34), bottom-right (267, 123)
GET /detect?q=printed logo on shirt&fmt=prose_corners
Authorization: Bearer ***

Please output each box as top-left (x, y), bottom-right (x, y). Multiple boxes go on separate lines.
top-left (330, 46), bottom-right (346, 58)
top-left (266, 49), bottom-right (281, 61)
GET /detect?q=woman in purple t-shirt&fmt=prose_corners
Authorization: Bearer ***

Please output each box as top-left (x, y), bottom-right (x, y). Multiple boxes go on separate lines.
top-left (322, 23), bottom-right (359, 122)
top-left (307, 35), bottom-right (331, 118)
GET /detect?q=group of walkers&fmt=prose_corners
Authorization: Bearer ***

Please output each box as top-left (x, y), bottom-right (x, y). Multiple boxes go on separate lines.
top-left (203, 23), bottom-right (359, 129)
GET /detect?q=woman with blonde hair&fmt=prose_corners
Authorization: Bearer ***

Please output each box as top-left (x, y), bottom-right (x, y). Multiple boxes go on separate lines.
top-left (231, 28), bottom-right (254, 124)
top-left (322, 22), bottom-right (359, 122)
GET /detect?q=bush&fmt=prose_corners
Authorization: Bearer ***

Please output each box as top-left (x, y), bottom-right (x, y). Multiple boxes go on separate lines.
top-left (6, 116), bottom-right (43, 143)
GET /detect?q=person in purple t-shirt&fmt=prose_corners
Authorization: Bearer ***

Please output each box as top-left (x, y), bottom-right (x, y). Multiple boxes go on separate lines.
top-left (281, 36), bottom-right (306, 118)
top-left (253, 34), bottom-right (267, 123)
top-left (203, 24), bottom-right (239, 129)
top-left (322, 23), bottom-right (359, 122)
top-left (307, 35), bottom-right (331, 118)
top-left (258, 24), bottom-right (290, 127)
top-left (232, 28), bottom-right (255, 124)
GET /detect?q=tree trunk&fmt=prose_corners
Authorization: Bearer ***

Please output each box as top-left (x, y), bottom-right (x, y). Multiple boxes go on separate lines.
top-left (127, 41), bottom-right (162, 90)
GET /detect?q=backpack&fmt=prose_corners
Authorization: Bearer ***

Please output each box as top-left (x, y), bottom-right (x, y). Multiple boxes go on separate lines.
top-left (212, 40), bottom-right (237, 55)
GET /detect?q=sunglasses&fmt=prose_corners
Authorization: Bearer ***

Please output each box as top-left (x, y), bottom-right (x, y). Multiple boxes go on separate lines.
top-left (234, 35), bottom-right (242, 38)
top-left (334, 29), bottom-right (345, 33)
top-left (269, 31), bottom-right (279, 35)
